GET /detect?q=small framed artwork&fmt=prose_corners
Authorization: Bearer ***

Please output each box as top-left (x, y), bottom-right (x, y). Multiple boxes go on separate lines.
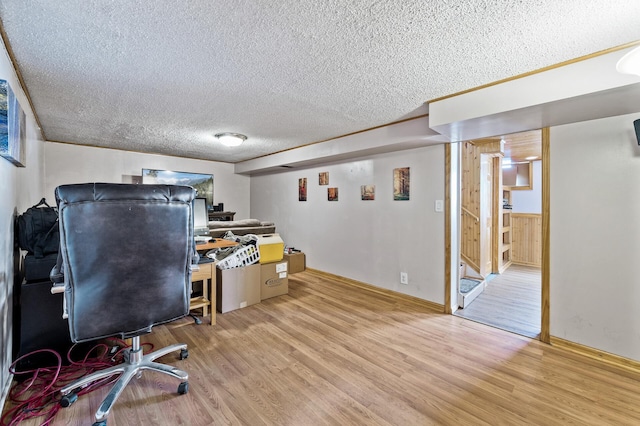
top-left (319, 171), bottom-right (329, 185)
top-left (0, 79), bottom-right (26, 167)
top-left (299, 178), bottom-right (307, 201)
top-left (328, 187), bottom-right (338, 201)
top-left (393, 167), bottom-right (410, 200)
top-left (361, 185), bottom-right (375, 200)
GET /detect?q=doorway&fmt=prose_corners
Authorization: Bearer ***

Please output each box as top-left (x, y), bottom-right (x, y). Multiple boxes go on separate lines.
top-left (453, 130), bottom-right (543, 338)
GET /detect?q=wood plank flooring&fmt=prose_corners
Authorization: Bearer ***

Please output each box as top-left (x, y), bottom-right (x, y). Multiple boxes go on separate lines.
top-left (455, 264), bottom-right (541, 338)
top-left (6, 269), bottom-right (640, 425)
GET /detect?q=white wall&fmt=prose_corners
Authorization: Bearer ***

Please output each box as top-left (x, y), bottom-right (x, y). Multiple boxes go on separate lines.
top-left (43, 143), bottom-right (251, 219)
top-left (550, 112), bottom-right (640, 360)
top-left (511, 160), bottom-right (542, 213)
top-left (0, 42), bottom-right (45, 405)
top-left (250, 145), bottom-right (445, 304)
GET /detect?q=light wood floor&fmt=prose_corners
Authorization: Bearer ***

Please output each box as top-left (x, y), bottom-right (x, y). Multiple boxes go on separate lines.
top-left (6, 269), bottom-right (640, 425)
top-left (455, 264), bottom-right (541, 338)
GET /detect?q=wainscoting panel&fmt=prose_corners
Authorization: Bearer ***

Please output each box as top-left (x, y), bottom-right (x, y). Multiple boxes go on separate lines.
top-left (511, 213), bottom-right (542, 267)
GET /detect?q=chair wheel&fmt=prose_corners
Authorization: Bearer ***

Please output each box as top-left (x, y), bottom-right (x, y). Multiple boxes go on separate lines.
top-left (60, 392), bottom-right (78, 408)
top-left (178, 381), bottom-right (189, 395)
top-left (179, 349), bottom-right (188, 360)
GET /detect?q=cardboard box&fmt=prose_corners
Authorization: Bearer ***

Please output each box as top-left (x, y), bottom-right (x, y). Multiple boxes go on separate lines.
top-left (283, 252), bottom-right (305, 274)
top-left (216, 263), bottom-right (260, 313)
top-left (260, 261), bottom-right (288, 300)
top-left (256, 233), bottom-right (284, 263)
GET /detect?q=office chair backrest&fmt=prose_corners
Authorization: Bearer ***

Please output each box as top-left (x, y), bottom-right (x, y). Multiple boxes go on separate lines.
top-left (55, 183), bottom-right (196, 342)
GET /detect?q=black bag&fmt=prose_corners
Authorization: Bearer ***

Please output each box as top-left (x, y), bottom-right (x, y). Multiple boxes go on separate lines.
top-left (16, 198), bottom-right (59, 258)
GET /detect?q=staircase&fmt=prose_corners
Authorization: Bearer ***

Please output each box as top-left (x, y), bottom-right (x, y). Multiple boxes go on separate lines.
top-left (458, 261), bottom-right (486, 308)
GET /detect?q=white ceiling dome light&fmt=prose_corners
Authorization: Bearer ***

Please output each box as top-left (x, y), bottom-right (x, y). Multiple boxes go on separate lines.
top-left (616, 46), bottom-right (640, 76)
top-left (215, 132), bottom-right (247, 147)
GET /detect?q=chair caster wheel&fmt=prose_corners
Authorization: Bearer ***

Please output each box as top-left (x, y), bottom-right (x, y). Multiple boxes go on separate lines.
top-left (60, 392), bottom-right (78, 408)
top-left (92, 421), bottom-right (107, 426)
top-left (178, 381), bottom-right (189, 395)
top-left (179, 349), bottom-right (188, 360)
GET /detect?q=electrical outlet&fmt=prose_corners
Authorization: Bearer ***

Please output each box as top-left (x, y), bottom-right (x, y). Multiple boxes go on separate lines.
top-left (400, 272), bottom-right (408, 285)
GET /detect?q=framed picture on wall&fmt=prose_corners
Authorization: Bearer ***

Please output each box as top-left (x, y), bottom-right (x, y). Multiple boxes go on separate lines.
top-left (361, 185), bottom-right (375, 200)
top-left (319, 171), bottom-right (329, 185)
top-left (393, 167), bottom-right (410, 200)
top-left (0, 79), bottom-right (26, 167)
top-left (328, 187), bottom-right (338, 201)
top-left (142, 169), bottom-right (214, 209)
top-left (299, 177), bottom-right (307, 201)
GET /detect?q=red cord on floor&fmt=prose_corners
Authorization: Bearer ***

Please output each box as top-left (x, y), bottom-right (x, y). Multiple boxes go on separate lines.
top-left (1, 340), bottom-right (154, 426)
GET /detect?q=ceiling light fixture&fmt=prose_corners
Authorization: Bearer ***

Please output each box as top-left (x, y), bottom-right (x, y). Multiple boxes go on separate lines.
top-left (616, 46), bottom-right (640, 76)
top-left (215, 132), bottom-right (247, 147)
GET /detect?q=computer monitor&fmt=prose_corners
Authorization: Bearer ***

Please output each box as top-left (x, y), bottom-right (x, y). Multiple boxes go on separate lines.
top-left (193, 198), bottom-right (209, 236)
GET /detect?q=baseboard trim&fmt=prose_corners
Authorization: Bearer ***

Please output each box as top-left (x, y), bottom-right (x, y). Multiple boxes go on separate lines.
top-left (305, 268), bottom-right (444, 313)
top-left (550, 336), bottom-right (640, 373)
top-left (301, 270), bottom-right (638, 372)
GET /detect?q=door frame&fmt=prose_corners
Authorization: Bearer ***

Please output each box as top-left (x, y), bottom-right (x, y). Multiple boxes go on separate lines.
top-left (444, 129), bottom-right (550, 343)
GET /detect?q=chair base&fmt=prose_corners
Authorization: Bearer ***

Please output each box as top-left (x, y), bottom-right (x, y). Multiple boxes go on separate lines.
top-left (60, 336), bottom-right (189, 424)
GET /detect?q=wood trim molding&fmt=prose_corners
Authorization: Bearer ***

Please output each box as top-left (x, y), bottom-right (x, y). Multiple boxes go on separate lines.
top-left (0, 20), bottom-right (46, 140)
top-left (541, 127), bottom-right (551, 343)
top-left (427, 40), bottom-right (640, 104)
top-left (550, 336), bottom-right (640, 374)
top-left (511, 213), bottom-right (541, 218)
top-left (491, 156), bottom-right (501, 273)
top-left (306, 268), bottom-right (445, 313)
top-left (444, 143), bottom-right (452, 314)
top-left (241, 113), bottom-right (430, 163)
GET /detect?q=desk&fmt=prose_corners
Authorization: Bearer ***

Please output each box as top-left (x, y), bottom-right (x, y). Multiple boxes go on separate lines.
top-left (195, 239), bottom-right (238, 251)
top-left (190, 262), bottom-right (216, 325)
top-left (190, 239), bottom-right (238, 325)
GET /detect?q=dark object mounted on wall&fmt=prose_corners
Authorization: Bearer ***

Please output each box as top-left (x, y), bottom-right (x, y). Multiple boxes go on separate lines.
top-left (634, 119), bottom-right (640, 145)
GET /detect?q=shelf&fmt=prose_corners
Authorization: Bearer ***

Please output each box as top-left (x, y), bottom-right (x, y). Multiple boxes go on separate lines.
top-left (499, 187), bottom-right (512, 271)
top-left (188, 261), bottom-right (216, 326)
top-left (189, 296), bottom-right (210, 310)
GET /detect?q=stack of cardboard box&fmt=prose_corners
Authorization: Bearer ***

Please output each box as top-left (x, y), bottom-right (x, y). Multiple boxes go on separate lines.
top-left (257, 234), bottom-right (289, 301)
top-left (283, 251), bottom-right (305, 274)
top-left (216, 233), bottom-right (289, 314)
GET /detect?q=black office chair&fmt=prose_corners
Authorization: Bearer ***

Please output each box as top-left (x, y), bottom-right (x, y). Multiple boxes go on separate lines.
top-left (50, 183), bottom-right (196, 426)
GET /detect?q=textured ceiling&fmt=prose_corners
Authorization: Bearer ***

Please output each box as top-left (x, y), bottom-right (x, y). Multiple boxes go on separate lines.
top-left (0, 1), bottom-right (639, 163)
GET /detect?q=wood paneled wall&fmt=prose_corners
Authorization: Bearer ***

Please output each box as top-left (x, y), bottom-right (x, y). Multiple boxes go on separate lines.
top-left (511, 213), bottom-right (542, 267)
top-left (461, 210), bottom-right (480, 272)
top-left (460, 140), bottom-right (502, 276)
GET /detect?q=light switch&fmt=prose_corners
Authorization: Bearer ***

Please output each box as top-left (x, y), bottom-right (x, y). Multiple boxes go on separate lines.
top-left (435, 200), bottom-right (443, 212)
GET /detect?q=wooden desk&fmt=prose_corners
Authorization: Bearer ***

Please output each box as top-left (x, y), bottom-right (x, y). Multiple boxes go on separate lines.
top-left (190, 239), bottom-right (238, 326)
top-left (190, 262), bottom-right (216, 325)
top-left (195, 239), bottom-right (238, 251)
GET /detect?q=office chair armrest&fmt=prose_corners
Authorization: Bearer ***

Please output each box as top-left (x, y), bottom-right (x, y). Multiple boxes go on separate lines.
top-left (51, 283), bottom-right (65, 294)
top-left (50, 251), bottom-right (64, 284)
top-left (49, 251), bottom-right (68, 318)
top-left (50, 268), bottom-right (64, 284)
